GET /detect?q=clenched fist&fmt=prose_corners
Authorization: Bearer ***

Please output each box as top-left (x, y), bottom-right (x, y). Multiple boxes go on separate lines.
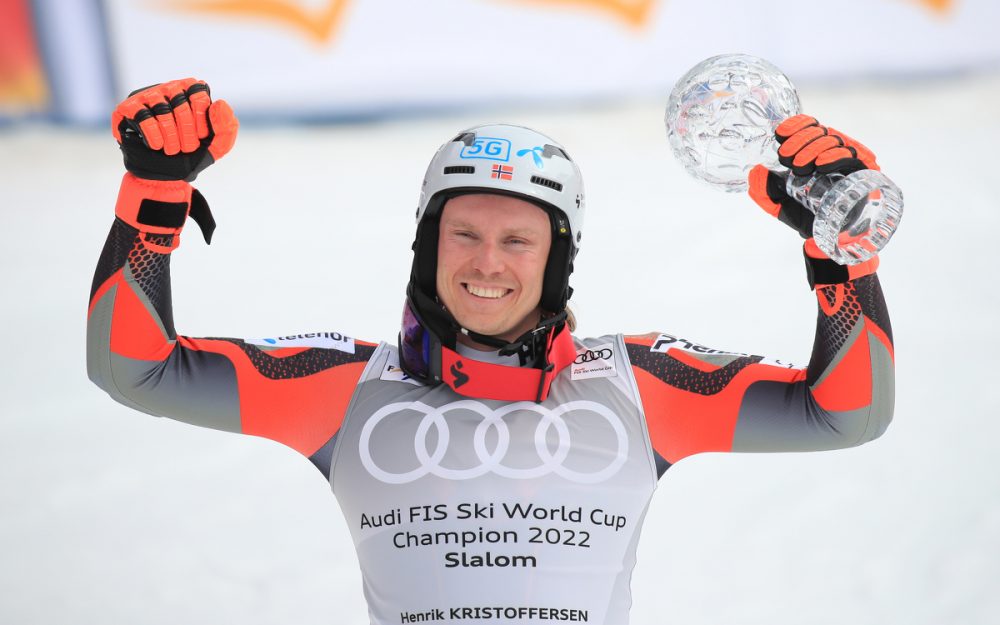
top-left (112, 78), bottom-right (238, 181)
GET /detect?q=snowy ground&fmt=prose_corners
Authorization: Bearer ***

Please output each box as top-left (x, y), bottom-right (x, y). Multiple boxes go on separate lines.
top-left (2, 72), bottom-right (998, 625)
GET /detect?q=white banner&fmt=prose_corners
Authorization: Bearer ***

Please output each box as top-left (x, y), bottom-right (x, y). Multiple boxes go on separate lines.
top-left (93, 0), bottom-right (1000, 119)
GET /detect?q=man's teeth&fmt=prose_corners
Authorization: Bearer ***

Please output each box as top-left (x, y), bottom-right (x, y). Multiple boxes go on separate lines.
top-left (466, 284), bottom-right (509, 299)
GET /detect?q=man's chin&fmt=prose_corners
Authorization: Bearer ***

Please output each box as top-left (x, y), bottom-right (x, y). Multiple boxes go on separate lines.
top-left (448, 304), bottom-right (542, 345)
top-left (451, 314), bottom-right (516, 343)
top-left (458, 321), bottom-right (512, 340)
top-left (457, 319), bottom-right (543, 348)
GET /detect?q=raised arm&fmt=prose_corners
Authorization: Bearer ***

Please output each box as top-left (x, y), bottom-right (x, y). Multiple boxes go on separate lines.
top-left (87, 79), bottom-right (376, 465)
top-left (628, 116), bottom-right (895, 470)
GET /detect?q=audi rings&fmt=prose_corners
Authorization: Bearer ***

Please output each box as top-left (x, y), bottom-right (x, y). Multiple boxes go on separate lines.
top-left (359, 400), bottom-right (629, 485)
top-left (574, 349), bottom-right (612, 364)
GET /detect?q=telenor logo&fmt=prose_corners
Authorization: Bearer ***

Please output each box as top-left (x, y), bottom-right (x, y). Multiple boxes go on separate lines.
top-left (247, 331), bottom-right (355, 354)
top-left (516, 146), bottom-right (545, 168)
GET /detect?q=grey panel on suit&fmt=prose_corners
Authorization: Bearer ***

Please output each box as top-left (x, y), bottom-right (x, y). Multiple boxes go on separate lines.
top-left (108, 349), bottom-right (242, 433)
top-left (87, 285), bottom-right (153, 415)
top-left (861, 334), bottom-right (895, 442)
top-left (731, 381), bottom-right (874, 452)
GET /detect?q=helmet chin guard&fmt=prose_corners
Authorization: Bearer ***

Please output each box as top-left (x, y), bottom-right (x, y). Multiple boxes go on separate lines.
top-left (399, 124), bottom-right (586, 401)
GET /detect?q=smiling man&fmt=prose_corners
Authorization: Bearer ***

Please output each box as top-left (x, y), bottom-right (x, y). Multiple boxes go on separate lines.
top-left (435, 194), bottom-right (552, 344)
top-left (88, 79), bottom-right (895, 625)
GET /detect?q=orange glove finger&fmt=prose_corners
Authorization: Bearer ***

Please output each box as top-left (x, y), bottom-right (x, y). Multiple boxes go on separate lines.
top-left (170, 96), bottom-right (199, 152)
top-left (155, 107), bottom-right (181, 155)
top-left (775, 114), bottom-right (819, 142)
top-left (207, 99), bottom-right (238, 161)
top-left (138, 87), bottom-right (182, 156)
top-left (186, 83), bottom-right (212, 139)
top-left (814, 146), bottom-right (860, 170)
top-left (792, 134), bottom-right (843, 170)
top-left (112, 96), bottom-right (160, 148)
top-left (136, 114), bottom-right (164, 150)
top-left (747, 164), bottom-right (782, 218)
top-left (136, 89), bottom-right (175, 151)
top-left (827, 127), bottom-right (879, 170)
top-left (111, 100), bottom-right (145, 143)
top-left (111, 107), bottom-right (128, 143)
top-left (156, 78), bottom-right (201, 152)
top-left (778, 125), bottom-right (827, 161)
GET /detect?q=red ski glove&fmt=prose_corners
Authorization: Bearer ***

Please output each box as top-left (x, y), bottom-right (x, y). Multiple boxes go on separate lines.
top-left (110, 78), bottom-right (237, 250)
top-left (747, 115), bottom-right (881, 286)
top-left (111, 78), bottom-right (238, 181)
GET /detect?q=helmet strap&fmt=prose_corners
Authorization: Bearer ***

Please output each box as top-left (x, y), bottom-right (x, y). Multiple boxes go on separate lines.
top-left (461, 310), bottom-right (568, 366)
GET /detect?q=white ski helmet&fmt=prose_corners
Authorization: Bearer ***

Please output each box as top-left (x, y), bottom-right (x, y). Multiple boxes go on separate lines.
top-left (409, 123), bottom-right (585, 315)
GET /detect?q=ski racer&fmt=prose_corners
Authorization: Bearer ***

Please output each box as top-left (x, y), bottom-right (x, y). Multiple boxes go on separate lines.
top-left (87, 78), bottom-right (895, 624)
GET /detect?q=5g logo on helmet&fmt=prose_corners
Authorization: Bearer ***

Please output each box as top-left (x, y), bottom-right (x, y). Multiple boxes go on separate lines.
top-left (460, 137), bottom-right (512, 161)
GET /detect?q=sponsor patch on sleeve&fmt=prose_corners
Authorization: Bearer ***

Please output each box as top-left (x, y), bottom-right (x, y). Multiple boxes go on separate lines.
top-left (650, 333), bottom-right (741, 356)
top-left (246, 331), bottom-right (355, 354)
top-left (571, 344), bottom-right (617, 380)
top-left (650, 333), bottom-right (797, 369)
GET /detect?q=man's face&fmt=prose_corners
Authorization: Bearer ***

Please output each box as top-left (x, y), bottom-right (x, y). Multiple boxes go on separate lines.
top-left (436, 194), bottom-right (552, 346)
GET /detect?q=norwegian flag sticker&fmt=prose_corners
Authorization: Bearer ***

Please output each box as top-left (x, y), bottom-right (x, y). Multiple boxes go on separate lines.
top-left (491, 164), bottom-right (514, 180)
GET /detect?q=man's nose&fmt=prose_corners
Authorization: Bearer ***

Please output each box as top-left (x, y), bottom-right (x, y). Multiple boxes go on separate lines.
top-left (472, 240), bottom-right (505, 275)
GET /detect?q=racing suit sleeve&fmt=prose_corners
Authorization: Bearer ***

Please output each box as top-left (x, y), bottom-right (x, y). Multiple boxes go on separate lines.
top-left (87, 175), bottom-right (377, 465)
top-left (625, 273), bottom-right (894, 472)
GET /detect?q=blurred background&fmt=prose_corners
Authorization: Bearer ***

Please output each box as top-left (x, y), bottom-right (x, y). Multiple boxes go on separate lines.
top-left (2, 0), bottom-right (999, 624)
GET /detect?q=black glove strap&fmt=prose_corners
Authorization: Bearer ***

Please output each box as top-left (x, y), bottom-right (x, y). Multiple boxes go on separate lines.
top-left (132, 189), bottom-right (216, 245)
top-left (188, 189), bottom-right (216, 244)
top-left (804, 248), bottom-right (850, 289)
top-left (136, 199), bottom-right (187, 229)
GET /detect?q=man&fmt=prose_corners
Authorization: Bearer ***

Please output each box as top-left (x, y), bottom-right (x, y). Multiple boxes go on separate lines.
top-left (88, 78), bottom-right (894, 624)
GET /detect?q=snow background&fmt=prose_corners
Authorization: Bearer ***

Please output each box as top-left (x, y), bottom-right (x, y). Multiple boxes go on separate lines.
top-left (1, 72), bottom-right (998, 624)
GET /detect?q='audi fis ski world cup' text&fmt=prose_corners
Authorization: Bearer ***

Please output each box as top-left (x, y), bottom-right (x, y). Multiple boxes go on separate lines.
top-left (359, 500), bottom-right (629, 570)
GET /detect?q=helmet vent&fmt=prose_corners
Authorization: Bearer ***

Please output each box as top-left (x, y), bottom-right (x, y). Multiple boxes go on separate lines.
top-left (530, 175), bottom-right (563, 192)
top-left (543, 144), bottom-right (571, 161)
top-left (443, 165), bottom-right (475, 175)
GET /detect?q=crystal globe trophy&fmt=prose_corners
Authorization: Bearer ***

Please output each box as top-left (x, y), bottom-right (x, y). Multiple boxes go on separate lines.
top-left (665, 54), bottom-right (903, 265)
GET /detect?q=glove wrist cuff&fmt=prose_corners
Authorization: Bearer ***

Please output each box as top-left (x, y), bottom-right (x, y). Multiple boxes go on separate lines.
top-left (114, 173), bottom-right (193, 253)
top-left (803, 239), bottom-right (879, 288)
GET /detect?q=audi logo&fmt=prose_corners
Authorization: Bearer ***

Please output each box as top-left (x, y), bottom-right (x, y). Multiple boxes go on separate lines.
top-left (574, 349), bottom-right (612, 364)
top-left (359, 400), bottom-right (628, 485)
